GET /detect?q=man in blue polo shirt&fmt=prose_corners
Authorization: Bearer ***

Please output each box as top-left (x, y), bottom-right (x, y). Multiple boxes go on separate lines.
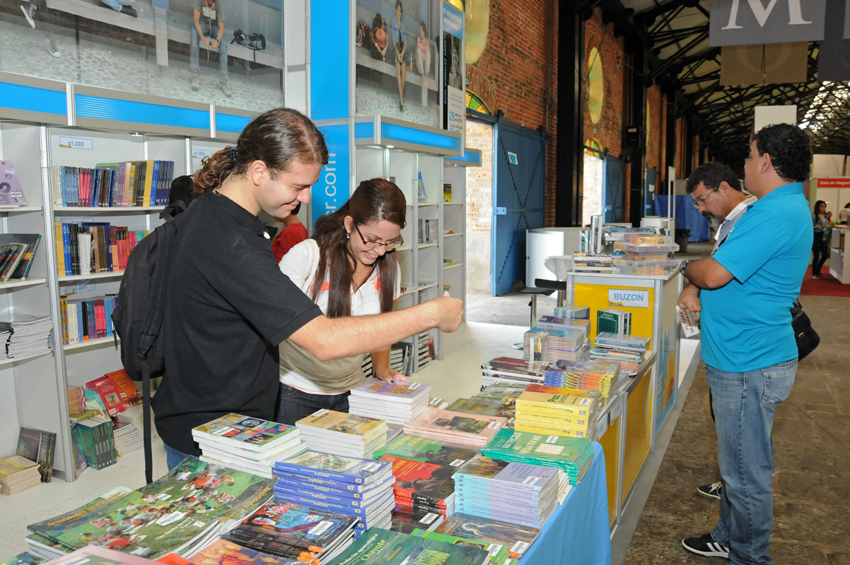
top-left (679, 123), bottom-right (813, 565)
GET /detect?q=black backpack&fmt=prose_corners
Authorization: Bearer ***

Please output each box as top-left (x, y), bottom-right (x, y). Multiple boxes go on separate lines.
top-left (231, 29), bottom-right (266, 51)
top-left (111, 206), bottom-right (184, 484)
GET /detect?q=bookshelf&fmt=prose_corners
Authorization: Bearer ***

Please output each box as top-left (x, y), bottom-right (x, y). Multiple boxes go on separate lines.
top-left (0, 71), bottom-right (256, 481)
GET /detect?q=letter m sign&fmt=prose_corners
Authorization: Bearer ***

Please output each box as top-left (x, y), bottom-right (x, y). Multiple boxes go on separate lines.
top-left (709, 0), bottom-right (826, 46)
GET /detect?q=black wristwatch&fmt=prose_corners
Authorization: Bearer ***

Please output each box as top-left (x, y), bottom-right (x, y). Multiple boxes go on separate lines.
top-left (678, 260), bottom-right (690, 276)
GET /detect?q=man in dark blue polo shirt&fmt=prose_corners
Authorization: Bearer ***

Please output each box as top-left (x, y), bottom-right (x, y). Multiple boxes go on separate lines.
top-left (679, 124), bottom-right (813, 565)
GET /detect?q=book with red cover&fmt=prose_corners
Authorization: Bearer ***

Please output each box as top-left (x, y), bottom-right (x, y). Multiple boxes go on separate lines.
top-left (85, 377), bottom-right (126, 416)
top-left (105, 369), bottom-right (142, 407)
top-left (380, 455), bottom-right (455, 511)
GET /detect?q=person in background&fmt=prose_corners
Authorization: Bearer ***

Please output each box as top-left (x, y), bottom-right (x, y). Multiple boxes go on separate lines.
top-left (152, 108), bottom-right (463, 470)
top-left (160, 175), bottom-right (197, 221)
top-left (677, 161), bottom-right (756, 504)
top-left (391, 0), bottom-right (407, 112)
top-left (415, 22), bottom-right (431, 107)
top-left (191, 0), bottom-right (231, 97)
top-left (276, 179), bottom-right (409, 425)
top-left (19, 0), bottom-right (62, 57)
top-left (839, 203), bottom-right (850, 225)
top-left (812, 200), bottom-right (829, 279)
top-left (679, 123), bottom-right (812, 564)
top-left (272, 202), bottom-right (307, 262)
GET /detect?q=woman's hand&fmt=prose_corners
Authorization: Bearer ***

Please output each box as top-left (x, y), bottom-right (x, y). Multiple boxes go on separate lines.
top-left (375, 367), bottom-right (411, 384)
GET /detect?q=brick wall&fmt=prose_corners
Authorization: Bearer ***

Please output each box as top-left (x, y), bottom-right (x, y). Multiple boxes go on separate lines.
top-left (583, 10), bottom-right (626, 158)
top-left (465, 121), bottom-right (494, 231)
top-left (466, 0), bottom-right (559, 225)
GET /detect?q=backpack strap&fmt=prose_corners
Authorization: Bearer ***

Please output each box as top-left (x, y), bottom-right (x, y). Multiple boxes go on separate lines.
top-left (142, 362), bottom-right (153, 484)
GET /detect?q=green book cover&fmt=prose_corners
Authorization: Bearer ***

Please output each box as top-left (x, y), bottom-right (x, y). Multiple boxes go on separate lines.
top-left (596, 310), bottom-right (621, 334)
top-left (411, 529), bottom-right (510, 565)
top-left (327, 527), bottom-right (489, 565)
top-left (373, 434), bottom-right (479, 467)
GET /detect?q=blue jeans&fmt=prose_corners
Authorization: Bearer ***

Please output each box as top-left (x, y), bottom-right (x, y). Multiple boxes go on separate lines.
top-left (707, 359), bottom-right (797, 565)
top-left (164, 443), bottom-right (194, 471)
top-left (190, 23), bottom-right (228, 84)
top-left (275, 384), bottom-right (350, 425)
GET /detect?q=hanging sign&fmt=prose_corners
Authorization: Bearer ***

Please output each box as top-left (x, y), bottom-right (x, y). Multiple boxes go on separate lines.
top-left (709, 0), bottom-right (826, 46)
top-left (608, 289), bottom-right (650, 308)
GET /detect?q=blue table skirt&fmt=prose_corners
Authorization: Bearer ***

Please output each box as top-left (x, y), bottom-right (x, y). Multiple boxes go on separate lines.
top-left (518, 442), bottom-right (612, 565)
top-left (654, 195), bottom-right (711, 242)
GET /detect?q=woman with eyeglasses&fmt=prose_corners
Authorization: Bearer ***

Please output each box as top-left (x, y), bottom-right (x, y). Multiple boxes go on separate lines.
top-left (275, 178), bottom-right (409, 424)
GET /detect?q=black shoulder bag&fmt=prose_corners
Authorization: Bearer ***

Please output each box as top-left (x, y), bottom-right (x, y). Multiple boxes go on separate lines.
top-left (791, 299), bottom-right (819, 361)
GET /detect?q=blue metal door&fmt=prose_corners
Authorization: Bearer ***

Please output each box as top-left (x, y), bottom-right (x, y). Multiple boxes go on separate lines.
top-left (603, 155), bottom-right (624, 223)
top-left (645, 168), bottom-right (658, 219)
top-left (491, 116), bottom-right (546, 296)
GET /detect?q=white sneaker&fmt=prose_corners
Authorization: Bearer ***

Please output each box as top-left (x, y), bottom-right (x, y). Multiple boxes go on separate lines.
top-left (21, 2), bottom-right (36, 28)
top-left (46, 37), bottom-right (61, 58)
top-left (191, 75), bottom-right (200, 91)
top-left (219, 82), bottom-right (231, 97)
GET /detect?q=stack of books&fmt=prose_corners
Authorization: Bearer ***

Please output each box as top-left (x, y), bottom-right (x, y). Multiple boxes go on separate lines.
top-left (553, 305), bottom-right (590, 319)
top-left (0, 233), bottom-right (41, 281)
top-left (273, 451), bottom-right (395, 535)
top-left (54, 221), bottom-right (149, 276)
top-left (596, 309), bottom-right (632, 334)
top-left (374, 433), bottom-right (480, 468)
top-left (445, 397), bottom-right (515, 425)
top-left (388, 505), bottom-right (445, 534)
top-left (433, 512), bottom-right (541, 560)
top-left (296, 410), bottom-right (387, 459)
top-left (543, 359), bottom-right (622, 400)
top-left (590, 332), bottom-right (651, 364)
top-left (112, 422), bottom-right (143, 456)
top-left (224, 502), bottom-right (358, 564)
top-left (187, 539), bottom-right (304, 565)
top-left (416, 334), bottom-right (435, 370)
top-left (0, 455), bottom-right (42, 495)
top-left (324, 528), bottom-right (490, 564)
top-left (411, 530), bottom-right (512, 565)
top-left (74, 417), bottom-right (117, 470)
top-left (514, 384), bottom-right (601, 439)
top-left (403, 408), bottom-right (506, 448)
top-left (361, 344), bottom-right (411, 378)
top-left (536, 314), bottom-right (591, 337)
top-left (192, 414), bottom-right (307, 479)
top-left (67, 385), bottom-right (87, 415)
top-left (16, 427), bottom-right (57, 482)
top-left (0, 313), bottom-right (53, 359)
top-left (380, 455), bottom-right (456, 518)
top-left (453, 454), bottom-right (560, 528)
top-left (480, 428), bottom-right (595, 486)
top-left (347, 379), bottom-right (430, 425)
top-left (523, 326), bottom-right (587, 362)
top-left (571, 252), bottom-right (613, 273)
top-left (50, 161), bottom-right (175, 208)
top-left (473, 382), bottom-right (529, 407)
top-left (28, 460), bottom-right (273, 559)
top-left (481, 357), bottom-right (550, 388)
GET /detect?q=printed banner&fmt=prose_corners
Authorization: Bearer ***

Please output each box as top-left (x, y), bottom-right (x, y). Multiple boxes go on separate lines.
top-left (710, 0), bottom-right (826, 46)
top-left (312, 124), bottom-right (350, 231)
top-left (817, 0), bottom-right (850, 82)
top-left (720, 42), bottom-right (808, 85)
top-left (608, 289), bottom-right (650, 309)
top-left (442, 2), bottom-right (465, 137)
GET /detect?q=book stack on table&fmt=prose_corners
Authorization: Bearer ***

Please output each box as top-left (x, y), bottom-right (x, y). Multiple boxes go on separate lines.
top-left (523, 325), bottom-right (588, 362)
top-left (445, 397), bottom-right (515, 427)
top-left (410, 529), bottom-right (513, 565)
top-left (347, 379), bottom-right (430, 425)
top-left (590, 332), bottom-right (651, 364)
top-left (112, 422), bottom-right (143, 457)
top-left (386, 504), bottom-right (445, 535)
top-left (480, 357), bottom-right (549, 388)
top-left (433, 512), bottom-right (541, 560)
top-left (192, 414), bottom-right (307, 480)
top-left (536, 314), bottom-right (591, 337)
top-left (379, 455), bottom-right (456, 519)
top-left (403, 408), bottom-right (506, 448)
top-left (186, 539), bottom-right (302, 565)
top-left (514, 384), bottom-right (602, 440)
top-left (481, 428), bottom-right (595, 487)
top-left (223, 502), bottom-right (359, 564)
top-left (0, 455), bottom-right (41, 495)
top-left (321, 528), bottom-right (491, 565)
top-left (543, 359), bottom-right (622, 401)
top-left (272, 451), bottom-right (395, 536)
top-left (453, 454), bottom-right (560, 529)
top-left (295, 410), bottom-right (387, 459)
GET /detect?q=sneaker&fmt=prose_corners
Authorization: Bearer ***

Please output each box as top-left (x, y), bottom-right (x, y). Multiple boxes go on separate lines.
top-left (682, 534), bottom-right (729, 558)
top-left (219, 82), bottom-right (232, 97)
top-left (20, 2), bottom-right (36, 28)
top-left (697, 481), bottom-right (722, 500)
top-left (45, 37), bottom-right (61, 58)
top-left (120, 5), bottom-right (137, 17)
top-left (191, 74), bottom-right (200, 91)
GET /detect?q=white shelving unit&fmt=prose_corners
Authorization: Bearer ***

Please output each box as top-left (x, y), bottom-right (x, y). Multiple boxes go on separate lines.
top-left (829, 226), bottom-right (849, 284)
top-left (0, 71), bottom-right (254, 481)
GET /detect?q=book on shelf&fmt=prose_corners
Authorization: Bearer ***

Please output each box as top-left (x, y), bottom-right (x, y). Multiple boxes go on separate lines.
top-left (0, 161), bottom-right (28, 207)
top-left (0, 311), bottom-right (53, 360)
top-left (0, 233), bottom-right (41, 281)
top-left (74, 417), bottom-right (117, 470)
top-left (16, 427), bottom-right (57, 483)
top-left (60, 295), bottom-right (117, 344)
top-left (54, 221), bottom-right (149, 276)
top-left (417, 171), bottom-right (426, 201)
top-left (51, 161), bottom-right (175, 208)
top-left (443, 183), bottom-right (452, 202)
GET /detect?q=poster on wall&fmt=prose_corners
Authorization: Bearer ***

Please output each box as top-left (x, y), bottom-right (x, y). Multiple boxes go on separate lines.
top-left (442, 1), bottom-right (465, 138)
top-left (311, 124), bottom-right (350, 231)
top-left (354, 0), bottom-right (442, 128)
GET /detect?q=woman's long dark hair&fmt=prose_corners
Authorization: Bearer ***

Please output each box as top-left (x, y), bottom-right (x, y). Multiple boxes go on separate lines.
top-left (312, 179), bottom-right (407, 318)
top-left (814, 200), bottom-right (826, 225)
top-left (193, 108), bottom-right (328, 196)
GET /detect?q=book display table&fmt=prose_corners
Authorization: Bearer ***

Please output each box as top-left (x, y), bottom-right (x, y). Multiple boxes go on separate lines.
top-left (519, 443), bottom-right (612, 564)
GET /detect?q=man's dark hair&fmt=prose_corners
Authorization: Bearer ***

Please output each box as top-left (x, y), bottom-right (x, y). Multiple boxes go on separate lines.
top-left (752, 123), bottom-right (812, 183)
top-left (686, 161), bottom-right (742, 194)
top-left (169, 175), bottom-right (196, 207)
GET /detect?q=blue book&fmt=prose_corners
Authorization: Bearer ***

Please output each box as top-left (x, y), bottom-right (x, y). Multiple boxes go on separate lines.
top-left (273, 451), bottom-right (392, 485)
top-left (273, 490), bottom-right (394, 520)
top-left (150, 161), bottom-right (160, 206)
top-left (61, 223), bottom-right (72, 276)
top-left (273, 470), bottom-right (379, 493)
top-left (76, 301), bottom-right (84, 342)
top-left (273, 486), bottom-right (370, 508)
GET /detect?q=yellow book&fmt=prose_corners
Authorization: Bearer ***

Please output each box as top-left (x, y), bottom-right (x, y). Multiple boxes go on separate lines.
top-left (60, 295), bottom-right (68, 345)
top-left (514, 421), bottom-right (592, 438)
top-left (515, 409), bottom-right (592, 428)
top-left (141, 159), bottom-right (155, 207)
top-left (54, 221), bottom-right (65, 275)
top-left (125, 162), bottom-right (137, 206)
top-left (516, 391), bottom-right (596, 417)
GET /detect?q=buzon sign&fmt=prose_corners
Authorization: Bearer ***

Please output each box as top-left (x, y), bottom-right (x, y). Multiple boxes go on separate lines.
top-left (608, 289), bottom-right (649, 308)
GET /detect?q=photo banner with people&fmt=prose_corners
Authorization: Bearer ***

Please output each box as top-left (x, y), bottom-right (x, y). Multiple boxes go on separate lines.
top-left (355, 0), bottom-right (442, 129)
top-left (442, 1), bottom-right (464, 141)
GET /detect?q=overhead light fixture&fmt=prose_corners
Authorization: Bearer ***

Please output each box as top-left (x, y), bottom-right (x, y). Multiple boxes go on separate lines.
top-left (386, 145), bottom-right (395, 148)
